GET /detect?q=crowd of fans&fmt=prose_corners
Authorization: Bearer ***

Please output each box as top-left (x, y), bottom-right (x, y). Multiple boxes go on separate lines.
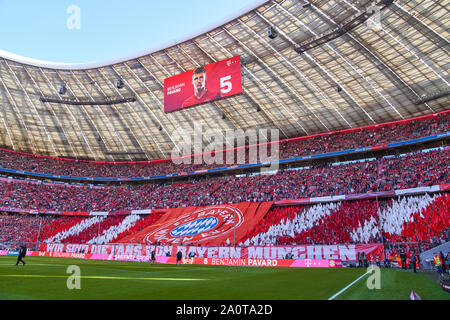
top-left (112, 213), bottom-right (164, 243)
top-left (0, 112), bottom-right (447, 178)
top-left (291, 200), bottom-right (383, 245)
top-left (0, 112), bottom-right (447, 252)
top-left (383, 193), bottom-right (449, 243)
top-left (0, 214), bottom-right (47, 244)
top-left (0, 213), bottom-right (163, 246)
top-left (2, 193), bottom-right (447, 250)
top-left (34, 215), bottom-right (85, 243)
top-left (44, 216), bottom-right (105, 244)
top-left (241, 205), bottom-right (306, 246)
top-left (239, 193), bottom-right (449, 247)
top-left (62, 216), bottom-right (126, 244)
top-left (0, 147), bottom-right (447, 212)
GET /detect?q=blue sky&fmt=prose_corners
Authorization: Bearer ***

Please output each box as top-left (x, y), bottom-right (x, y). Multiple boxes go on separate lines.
top-left (0, 0), bottom-right (259, 64)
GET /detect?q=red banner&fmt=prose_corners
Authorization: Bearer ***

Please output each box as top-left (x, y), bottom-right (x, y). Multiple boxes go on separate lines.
top-left (38, 243), bottom-right (383, 262)
top-left (164, 56), bottom-right (242, 113)
top-left (119, 202), bottom-right (273, 246)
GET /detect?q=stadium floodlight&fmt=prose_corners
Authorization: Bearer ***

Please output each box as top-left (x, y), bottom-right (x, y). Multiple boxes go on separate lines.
top-left (116, 77), bottom-right (124, 89)
top-left (40, 96), bottom-right (136, 105)
top-left (268, 26), bottom-right (278, 39)
top-left (294, 45), bottom-right (304, 55)
top-left (59, 83), bottom-right (66, 95)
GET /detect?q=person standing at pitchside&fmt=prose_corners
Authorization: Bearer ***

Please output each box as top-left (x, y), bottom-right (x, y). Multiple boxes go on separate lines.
top-left (151, 249), bottom-right (156, 264)
top-left (433, 252), bottom-right (444, 277)
top-left (15, 243), bottom-right (27, 266)
top-left (176, 250), bottom-right (183, 265)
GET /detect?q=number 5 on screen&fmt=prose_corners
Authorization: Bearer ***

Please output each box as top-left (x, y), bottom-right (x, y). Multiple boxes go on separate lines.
top-left (220, 75), bottom-right (232, 94)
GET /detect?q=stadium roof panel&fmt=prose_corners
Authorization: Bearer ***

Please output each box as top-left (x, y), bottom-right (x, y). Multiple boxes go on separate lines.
top-left (0, 0), bottom-right (448, 161)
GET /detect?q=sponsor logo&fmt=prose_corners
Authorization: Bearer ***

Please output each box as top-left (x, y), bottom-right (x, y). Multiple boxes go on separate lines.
top-left (144, 205), bottom-right (244, 244)
top-left (182, 257), bottom-right (194, 264)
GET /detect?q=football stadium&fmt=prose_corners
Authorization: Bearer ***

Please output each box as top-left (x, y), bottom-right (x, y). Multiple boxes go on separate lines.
top-left (0, 0), bottom-right (449, 308)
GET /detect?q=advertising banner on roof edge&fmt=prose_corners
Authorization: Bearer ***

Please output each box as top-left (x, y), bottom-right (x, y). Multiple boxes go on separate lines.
top-left (164, 55), bottom-right (242, 113)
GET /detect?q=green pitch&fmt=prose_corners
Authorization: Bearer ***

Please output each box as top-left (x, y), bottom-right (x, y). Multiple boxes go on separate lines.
top-left (0, 256), bottom-right (448, 300)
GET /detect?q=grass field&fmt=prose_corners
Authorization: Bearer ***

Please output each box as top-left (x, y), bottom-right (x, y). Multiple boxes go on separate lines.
top-left (0, 256), bottom-right (448, 300)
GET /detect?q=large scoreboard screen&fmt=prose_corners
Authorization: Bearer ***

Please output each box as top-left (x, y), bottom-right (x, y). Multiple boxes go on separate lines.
top-left (164, 56), bottom-right (242, 113)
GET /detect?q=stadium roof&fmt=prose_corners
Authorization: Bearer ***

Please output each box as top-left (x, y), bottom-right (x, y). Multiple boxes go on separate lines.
top-left (0, 0), bottom-right (448, 161)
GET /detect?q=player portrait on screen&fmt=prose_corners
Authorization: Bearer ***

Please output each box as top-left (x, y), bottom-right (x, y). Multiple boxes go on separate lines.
top-left (181, 66), bottom-right (221, 108)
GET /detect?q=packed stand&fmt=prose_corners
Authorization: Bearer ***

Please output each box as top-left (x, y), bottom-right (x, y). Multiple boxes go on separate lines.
top-left (34, 216), bottom-right (85, 243)
top-left (0, 213), bottom-right (45, 244)
top-left (87, 214), bottom-right (141, 245)
top-left (2, 194), bottom-right (448, 248)
top-left (382, 193), bottom-right (450, 243)
top-left (61, 216), bottom-right (126, 244)
top-left (0, 148), bottom-right (448, 212)
top-left (239, 193), bottom-right (449, 247)
top-left (0, 214), bottom-right (82, 246)
top-left (0, 112), bottom-right (448, 178)
top-left (113, 213), bottom-right (164, 243)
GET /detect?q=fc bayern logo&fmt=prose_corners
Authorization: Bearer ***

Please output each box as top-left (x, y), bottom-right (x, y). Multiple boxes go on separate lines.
top-left (170, 216), bottom-right (219, 237)
top-left (144, 205), bottom-right (244, 245)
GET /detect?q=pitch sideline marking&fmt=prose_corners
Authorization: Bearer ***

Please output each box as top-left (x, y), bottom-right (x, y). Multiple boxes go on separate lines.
top-left (328, 271), bottom-right (370, 300)
top-left (0, 262), bottom-right (189, 269)
top-left (0, 263), bottom-right (68, 267)
top-left (0, 274), bottom-right (205, 281)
